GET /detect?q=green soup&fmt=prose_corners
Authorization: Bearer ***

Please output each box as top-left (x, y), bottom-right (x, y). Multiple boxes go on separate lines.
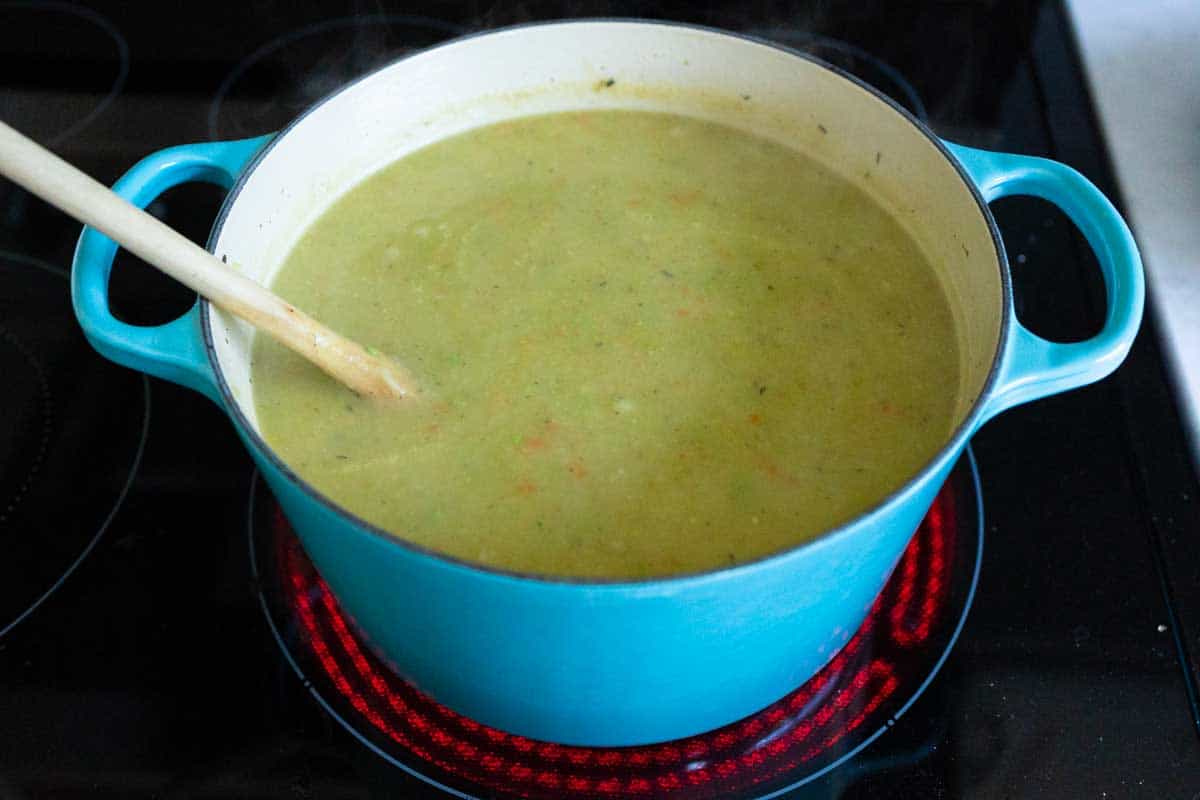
top-left (251, 110), bottom-right (960, 580)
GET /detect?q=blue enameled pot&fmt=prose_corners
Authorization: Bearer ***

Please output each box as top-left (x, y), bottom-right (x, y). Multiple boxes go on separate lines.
top-left (71, 22), bottom-right (1142, 746)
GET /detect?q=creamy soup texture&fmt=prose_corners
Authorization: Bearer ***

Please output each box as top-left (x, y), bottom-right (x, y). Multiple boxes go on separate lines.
top-left (251, 110), bottom-right (961, 580)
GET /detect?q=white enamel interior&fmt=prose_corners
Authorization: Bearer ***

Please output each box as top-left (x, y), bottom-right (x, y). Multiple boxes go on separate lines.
top-left (208, 21), bottom-right (1002, 433)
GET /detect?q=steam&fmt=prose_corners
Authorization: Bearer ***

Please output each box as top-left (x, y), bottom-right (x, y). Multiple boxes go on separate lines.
top-left (207, 13), bottom-right (465, 140)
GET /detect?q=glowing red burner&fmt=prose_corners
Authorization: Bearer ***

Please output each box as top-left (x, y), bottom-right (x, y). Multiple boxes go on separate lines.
top-left (273, 487), bottom-right (959, 799)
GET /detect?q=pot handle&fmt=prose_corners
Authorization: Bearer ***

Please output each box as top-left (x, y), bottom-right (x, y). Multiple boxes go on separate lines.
top-left (946, 142), bottom-right (1145, 424)
top-left (71, 135), bottom-right (272, 404)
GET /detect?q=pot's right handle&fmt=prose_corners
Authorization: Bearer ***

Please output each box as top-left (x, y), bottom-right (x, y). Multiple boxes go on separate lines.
top-left (71, 135), bottom-right (271, 404)
top-left (946, 142), bottom-right (1144, 424)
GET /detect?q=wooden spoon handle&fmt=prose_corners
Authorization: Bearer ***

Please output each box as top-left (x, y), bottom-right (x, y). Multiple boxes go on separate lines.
top-left (0, 120), bottom-right (412, 400)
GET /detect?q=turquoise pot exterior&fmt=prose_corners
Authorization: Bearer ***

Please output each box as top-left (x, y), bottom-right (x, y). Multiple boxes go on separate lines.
top-left (70, 44), bottom-right (1143, 747)
top-left (252, 445), bottom-right (950, 745)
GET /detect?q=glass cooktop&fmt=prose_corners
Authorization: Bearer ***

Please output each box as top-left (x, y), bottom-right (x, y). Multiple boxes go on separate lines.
top-left (1, 1), bottom-right (1198, 797)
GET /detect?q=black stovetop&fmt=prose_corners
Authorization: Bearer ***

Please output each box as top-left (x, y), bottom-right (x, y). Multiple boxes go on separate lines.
top-left (2, 1), bottom-right (1199, 797)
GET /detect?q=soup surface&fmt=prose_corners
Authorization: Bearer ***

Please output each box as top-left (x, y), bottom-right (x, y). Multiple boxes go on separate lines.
top-left (252, 110), bottom-right (960, 580)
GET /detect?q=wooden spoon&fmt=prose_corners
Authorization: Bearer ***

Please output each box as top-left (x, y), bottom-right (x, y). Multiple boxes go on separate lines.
top-left (0, 120), bottom-right (413, 401)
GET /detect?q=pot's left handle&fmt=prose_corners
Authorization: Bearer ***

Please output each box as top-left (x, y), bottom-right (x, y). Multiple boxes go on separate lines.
top-left (946, 142), bottom-right (1144, 424)
top-left (71, 135), bottom-right (272, 404)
